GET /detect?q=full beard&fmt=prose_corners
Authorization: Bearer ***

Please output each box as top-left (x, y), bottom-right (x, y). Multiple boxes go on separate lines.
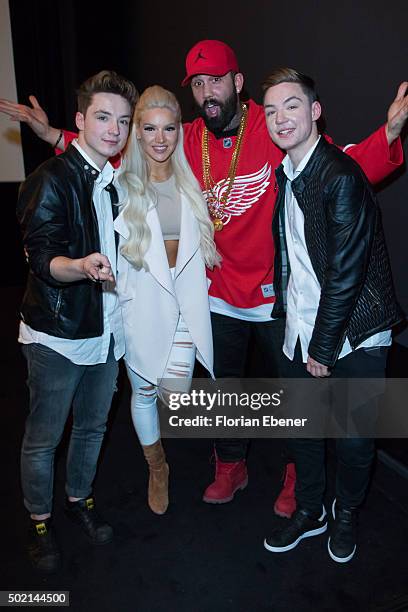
top-left (196, 90), bottom-right (240, 135)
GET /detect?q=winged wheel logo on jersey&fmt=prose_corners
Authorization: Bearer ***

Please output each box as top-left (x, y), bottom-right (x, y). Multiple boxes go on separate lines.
top-left (203, 163), bottom-right (271, 227)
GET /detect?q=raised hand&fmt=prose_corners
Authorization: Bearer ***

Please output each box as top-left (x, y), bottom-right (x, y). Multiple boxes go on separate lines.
top-left (0, 95), bottom-right (61, 146)
top-left (386, 81), bottom-right (408, 145)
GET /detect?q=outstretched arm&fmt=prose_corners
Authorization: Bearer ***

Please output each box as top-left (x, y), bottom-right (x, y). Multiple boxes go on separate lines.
top-left (50, 253), bottom-right (114, 283)
top-left (325, 82), bottom-right (408, 185)
top-left (0, 95), bottom-right (121, 166)
top-left (0, 95), bottom-right (62, 147)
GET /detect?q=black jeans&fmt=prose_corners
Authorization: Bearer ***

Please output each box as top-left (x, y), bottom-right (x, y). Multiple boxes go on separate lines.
top-left (211, 312), bottom-right (286, 461)
top-left (286, 342), bottom-right (388, 514)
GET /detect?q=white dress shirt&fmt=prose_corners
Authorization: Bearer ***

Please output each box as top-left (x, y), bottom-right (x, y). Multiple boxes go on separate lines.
top-left (282, 136), bottom-right (391, 364)
top-left (19, 140), bottom-right (125, 365)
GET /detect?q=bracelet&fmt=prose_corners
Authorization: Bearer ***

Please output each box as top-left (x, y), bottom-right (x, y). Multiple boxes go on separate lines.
top-left (53, 130), bottom-right (63, 149)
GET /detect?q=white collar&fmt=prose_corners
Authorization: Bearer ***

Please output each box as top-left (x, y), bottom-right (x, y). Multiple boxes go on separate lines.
top-left (282, 135), bottom-right (321, 181)
top-left (72, 139), bottom-right (114, 186)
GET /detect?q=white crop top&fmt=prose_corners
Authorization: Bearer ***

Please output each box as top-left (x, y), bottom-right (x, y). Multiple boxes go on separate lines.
top-left (153, 174), bottom-right (181, 240)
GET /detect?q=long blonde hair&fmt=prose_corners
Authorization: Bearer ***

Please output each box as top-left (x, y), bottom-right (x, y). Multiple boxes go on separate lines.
top-left (118, 85), bottom-right (220, 271)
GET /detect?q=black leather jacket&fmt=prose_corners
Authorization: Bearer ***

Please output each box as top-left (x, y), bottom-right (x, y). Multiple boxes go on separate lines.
top-left (272, 137), bottom-right (403, 367)
top-left (17, 144), bottom-right (111, 339)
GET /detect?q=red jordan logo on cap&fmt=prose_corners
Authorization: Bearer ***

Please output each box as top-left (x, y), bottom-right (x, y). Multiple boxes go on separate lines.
top-left (195, 51), bottom-right (206, 63)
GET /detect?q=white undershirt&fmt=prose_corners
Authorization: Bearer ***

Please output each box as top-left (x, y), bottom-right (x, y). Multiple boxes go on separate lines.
top-left (19, 140), bottom-right (125, 365)
top-left (208, 297), bottom-right (275, 321)
top-left (282, 136), bottom-right (391, 363)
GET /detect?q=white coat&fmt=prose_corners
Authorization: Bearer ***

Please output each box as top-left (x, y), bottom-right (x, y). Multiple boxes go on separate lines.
top-left (114, 190), bottom-right (214, 384)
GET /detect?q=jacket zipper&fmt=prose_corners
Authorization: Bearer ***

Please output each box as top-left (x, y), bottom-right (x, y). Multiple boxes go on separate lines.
top-left (54, 291), bottom-right (62, 319)
top-left (365, 286), bottom-right (381, 309)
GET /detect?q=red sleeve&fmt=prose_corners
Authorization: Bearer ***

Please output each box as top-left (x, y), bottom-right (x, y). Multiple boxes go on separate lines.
top-left (56, 129), bottom-right (122, 169)
top-left (56, 130), bottom-right (76, 153)
top-left (324, 125), bottom-right (403, 185)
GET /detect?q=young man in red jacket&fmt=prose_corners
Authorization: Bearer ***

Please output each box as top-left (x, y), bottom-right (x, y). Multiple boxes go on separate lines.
top-left (1, 41), bottom-right (407, 514)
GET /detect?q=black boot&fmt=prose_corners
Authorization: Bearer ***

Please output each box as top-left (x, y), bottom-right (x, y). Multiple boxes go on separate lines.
top-left (65, 496), bottom-right (113, 544)
top-left (27, 518), bottom-right (61, 573)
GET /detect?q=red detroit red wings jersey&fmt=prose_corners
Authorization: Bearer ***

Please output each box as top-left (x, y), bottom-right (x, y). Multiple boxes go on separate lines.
top-left (184, 101), bottom-right (282, 312)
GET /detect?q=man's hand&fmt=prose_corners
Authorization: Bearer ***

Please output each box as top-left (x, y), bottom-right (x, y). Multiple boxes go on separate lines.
top-left (306, 356), bottom-right (331, 378)
top-left (385, 81), bottom-right (408, 145)
top-left (0, 95), bottom-right (62, 147)
top-left (50, 253), bottom-right (114, 283)
top-left (82, 253), bottom-right (114, 283)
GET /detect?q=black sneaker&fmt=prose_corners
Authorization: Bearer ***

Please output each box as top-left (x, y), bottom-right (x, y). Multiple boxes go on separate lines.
top-left (328, 499), bottom-right (357, 563)
top-left (27, 518), bottom-right (61, 573)
top-left (264, 507), bottom-right (327, 553)
top-left (65, 497), bottom-right (113, 545)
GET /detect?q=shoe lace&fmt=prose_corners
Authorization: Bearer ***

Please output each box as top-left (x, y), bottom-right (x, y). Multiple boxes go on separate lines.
top-left (216, 460), bottom-right (242, 477)
top-left (335, 509), bottom-right (357, 536)
top-left (285, 510), bottom-right (316, 536)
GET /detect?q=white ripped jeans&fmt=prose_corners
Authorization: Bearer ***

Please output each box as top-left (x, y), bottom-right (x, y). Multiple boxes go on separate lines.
top-left (126, 310), bottom-right (196, 445)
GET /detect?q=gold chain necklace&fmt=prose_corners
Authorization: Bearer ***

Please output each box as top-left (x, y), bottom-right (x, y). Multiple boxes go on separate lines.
top-left (201, 103), bottom-right (248, 231)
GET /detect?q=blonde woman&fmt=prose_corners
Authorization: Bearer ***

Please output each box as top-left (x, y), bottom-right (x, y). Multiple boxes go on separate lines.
top-left (115, 86), bottom-right (220, 514)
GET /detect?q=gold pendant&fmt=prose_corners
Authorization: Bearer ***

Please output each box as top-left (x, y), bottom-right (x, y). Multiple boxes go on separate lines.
top-left (213, 218), bottom-right (224, 231)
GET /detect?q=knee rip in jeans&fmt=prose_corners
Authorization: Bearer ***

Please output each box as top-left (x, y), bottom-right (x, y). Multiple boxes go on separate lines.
top-left (167, 342), bottom-right (194, 378)
top-left (138, 385), bottom-right (156, 397)
top-left (166, 363), bottom-right (190, 378)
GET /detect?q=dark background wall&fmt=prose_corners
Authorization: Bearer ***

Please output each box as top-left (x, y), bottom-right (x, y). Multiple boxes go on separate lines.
top-left (3, 0), bottom-right (408, 341)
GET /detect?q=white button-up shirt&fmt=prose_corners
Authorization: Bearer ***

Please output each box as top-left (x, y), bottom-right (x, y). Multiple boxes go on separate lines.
top-left (19, 140), bottom-right (125, 365)
top-left (282, 137), bottom-right (391, 364)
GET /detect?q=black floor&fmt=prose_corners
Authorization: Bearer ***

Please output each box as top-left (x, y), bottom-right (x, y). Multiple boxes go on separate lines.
top-left (2, 286), bottom-right (408, 612)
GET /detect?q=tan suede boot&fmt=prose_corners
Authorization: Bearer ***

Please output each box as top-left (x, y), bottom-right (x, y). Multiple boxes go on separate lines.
top-left (142, 440), bottom-right (169, 515)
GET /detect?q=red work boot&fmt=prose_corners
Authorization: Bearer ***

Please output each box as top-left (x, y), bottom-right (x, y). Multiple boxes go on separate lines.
top-left (273, 462), bottom-right (297, 518)
top-left (203, 456), bottom-right (248, 503)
